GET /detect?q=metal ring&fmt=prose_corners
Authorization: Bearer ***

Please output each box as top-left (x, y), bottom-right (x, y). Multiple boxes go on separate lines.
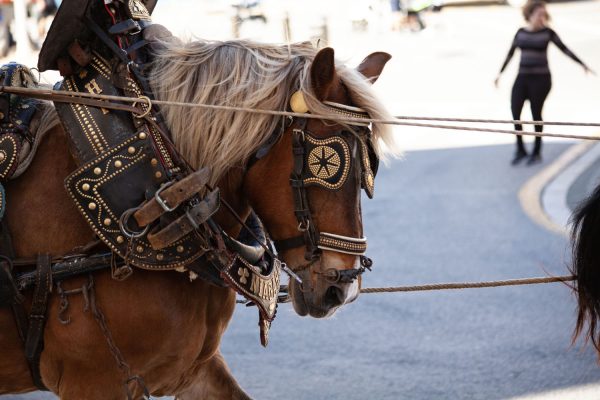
top-left (118, 207), bottom-right (150, 239)
top-left (297, 220), bottom-right (309, 232)
top-left (132, 96), bottom-right (152, 119)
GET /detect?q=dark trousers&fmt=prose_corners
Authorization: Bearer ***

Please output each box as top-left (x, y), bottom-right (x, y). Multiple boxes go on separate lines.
top-left (511, 73), bottom-right (552, 155)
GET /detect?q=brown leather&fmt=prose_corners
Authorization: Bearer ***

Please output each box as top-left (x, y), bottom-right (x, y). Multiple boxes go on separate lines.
top-left (134, 167), bottom-right (210, 227)
top-left (67, 41), bottom-right (92, 67)
top-left (147, 189), bottom-right (220, 250)
top-left (25, 254), bottom-right (52, 391)
top-left (38, 0), bottom-right (158, 72)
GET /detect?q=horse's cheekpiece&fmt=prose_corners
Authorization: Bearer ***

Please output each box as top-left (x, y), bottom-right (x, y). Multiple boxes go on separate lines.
top-left (288, 90), bottom-right (378, 198)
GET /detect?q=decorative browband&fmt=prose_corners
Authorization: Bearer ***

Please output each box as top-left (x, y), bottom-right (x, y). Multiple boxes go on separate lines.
top-left (289, 91), bottom-right (370, 126)
top-left (317, 232), bottom-right (367, 256)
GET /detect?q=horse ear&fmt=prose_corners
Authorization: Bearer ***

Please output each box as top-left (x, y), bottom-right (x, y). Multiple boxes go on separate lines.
top-left (356, 52), bottom-right (392, 84)
top-left (311, 47), bottom-right (336, 101)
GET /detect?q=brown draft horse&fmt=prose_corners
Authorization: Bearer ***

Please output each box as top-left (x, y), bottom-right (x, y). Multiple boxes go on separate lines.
top-left (571, 180), bottom-right (600, 358)
top-left (0, 34), bottom-right (396, 398)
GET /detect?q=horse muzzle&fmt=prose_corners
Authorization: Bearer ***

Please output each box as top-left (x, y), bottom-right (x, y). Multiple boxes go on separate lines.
top-left (288, 254), bottom-right (365, 318)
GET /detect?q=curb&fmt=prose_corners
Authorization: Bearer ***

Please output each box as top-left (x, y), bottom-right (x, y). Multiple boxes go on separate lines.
top-left (518, 140), bottom-right (596, 237)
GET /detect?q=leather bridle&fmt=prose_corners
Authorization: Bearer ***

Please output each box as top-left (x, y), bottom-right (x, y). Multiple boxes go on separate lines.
top-left (248, 98), bottom-right (379, 283)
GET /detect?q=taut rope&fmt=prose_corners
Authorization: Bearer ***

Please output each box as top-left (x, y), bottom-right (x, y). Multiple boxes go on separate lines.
top-left (1, 86), bottom-right (599, 141)
top-left (360, 275), bottom-right (575, 293)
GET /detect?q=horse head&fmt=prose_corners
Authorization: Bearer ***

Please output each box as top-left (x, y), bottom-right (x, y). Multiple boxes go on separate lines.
top-left (149, 39), bottom-right (396, 319)
top-left (244, 48), bottom-right (392, 318)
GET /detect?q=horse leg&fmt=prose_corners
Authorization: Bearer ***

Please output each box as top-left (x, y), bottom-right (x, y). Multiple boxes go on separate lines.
top-left (0, 308), bottom-right (35, 393)
top-left (52, 365), bottom-right (126, 400)
top-left (176, 352), bottom-right (252, 400)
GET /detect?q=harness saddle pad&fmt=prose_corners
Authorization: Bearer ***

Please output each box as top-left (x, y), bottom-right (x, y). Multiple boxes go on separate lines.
top-left (57, 55), bottom-right (213, 270)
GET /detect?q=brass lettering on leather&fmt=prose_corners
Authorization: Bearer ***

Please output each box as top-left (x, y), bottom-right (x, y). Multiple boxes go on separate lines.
top-left (56, 55), bottom-right (133, 160)
top-left (222, 255), bottom-right (281, 346)
top-left (84, 79), bottom-right (108, 115)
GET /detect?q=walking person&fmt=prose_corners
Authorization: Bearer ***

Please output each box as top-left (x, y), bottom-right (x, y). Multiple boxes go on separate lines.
top-left (494, 0), bottom-right (593, 165)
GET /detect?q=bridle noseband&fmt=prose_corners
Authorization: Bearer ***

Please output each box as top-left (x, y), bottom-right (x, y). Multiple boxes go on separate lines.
top-left (248, 93), bottom-right (379, 282)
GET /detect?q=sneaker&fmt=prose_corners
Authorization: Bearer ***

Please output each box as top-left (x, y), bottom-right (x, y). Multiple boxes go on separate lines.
top-left (511, 150), bottom-right (528, 165)
top-left (526, 153), bottom-right (542, 165)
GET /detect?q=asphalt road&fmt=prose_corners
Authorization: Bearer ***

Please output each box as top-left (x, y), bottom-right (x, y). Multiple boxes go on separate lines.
top-left (3, 0), bottom-right (600, 399)
top-left (220, 141), bottom-right (598, 400)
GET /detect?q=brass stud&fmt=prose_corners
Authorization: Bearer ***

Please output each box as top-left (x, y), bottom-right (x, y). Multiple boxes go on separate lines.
top-left (15, 120), bottom-right (22, 125)
top-left (0, 153), bottom-right (5, 162)
top-left (103, 218), bottom-right (112, 226)
top-left (150, 158), bottom-right (158, 166)
top-left (0, 112), bottom-right (4, 119)
top-left (88, 202), bottom-right (97, 210)
top-left (82, 183), bottom-right (90, 191)
top-left (156, 253), bottom-right (164, 261)
top-left (155, 171), bottom-right (162, 179)
top-left (138, 132), bottom-right (147, 140)
top-left (114, 160), bottom-right (123, 168)
top-left (116, 235), bottom-right (125, 244)
top-left (127, 146), bottom-right (136, 154)
top-left (136, 245), bottom-right (144, 253)
top-left (176, 245), bottom-right (184, 253)
top-left (93, 167), bottom-right (102, 175)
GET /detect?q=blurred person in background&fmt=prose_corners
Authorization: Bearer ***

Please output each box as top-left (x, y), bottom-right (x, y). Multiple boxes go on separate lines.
top-left (494, 0), bottom-right (593, 166)
top-left (31, 0), bottom-right (56, 47)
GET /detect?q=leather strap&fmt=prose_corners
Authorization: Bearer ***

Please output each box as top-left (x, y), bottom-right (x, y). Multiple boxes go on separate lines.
top-left (273, 235), bottom-right (305, 252)
top-left (147, 189), bottom-right (220, 250)
top-left (133, 167), bottom-right (210, 227)
top-left (24, 254), bottom-right (52, 391)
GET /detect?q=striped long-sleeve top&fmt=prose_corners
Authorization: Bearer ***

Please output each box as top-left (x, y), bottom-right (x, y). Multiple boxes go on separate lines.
top-left (500, 27), bottom-right (586, 75)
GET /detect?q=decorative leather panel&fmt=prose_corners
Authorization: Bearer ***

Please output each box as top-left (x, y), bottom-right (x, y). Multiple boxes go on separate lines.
top-left (53, 55), bottom-right (136, 163)
top-left (221, 254), bottom-right (281, 346)
top-left (64, 131), bottom-right (209, 270)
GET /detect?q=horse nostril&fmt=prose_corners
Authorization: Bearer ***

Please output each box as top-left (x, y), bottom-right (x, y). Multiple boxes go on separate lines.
top-left (324, 285), bottom-right (345, 307)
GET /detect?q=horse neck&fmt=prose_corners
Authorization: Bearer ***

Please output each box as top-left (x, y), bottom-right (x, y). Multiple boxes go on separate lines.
top-left (212, 167), bottom-right (251, 238)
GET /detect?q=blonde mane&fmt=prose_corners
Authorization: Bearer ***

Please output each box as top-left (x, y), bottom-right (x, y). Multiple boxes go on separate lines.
top-left (149, 38), bottom-right (398, 185)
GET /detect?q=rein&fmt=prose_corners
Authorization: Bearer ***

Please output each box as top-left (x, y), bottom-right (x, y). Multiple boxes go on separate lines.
top-left (1, 86), bottom-right (599, 140)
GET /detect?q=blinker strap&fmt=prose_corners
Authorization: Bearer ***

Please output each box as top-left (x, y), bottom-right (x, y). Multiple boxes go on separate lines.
top-left (273, 235), bottom-right (306, 252)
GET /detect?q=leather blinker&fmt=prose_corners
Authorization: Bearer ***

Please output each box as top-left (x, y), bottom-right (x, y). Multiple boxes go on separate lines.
top-left (301, 133), bottom-right (351, 191)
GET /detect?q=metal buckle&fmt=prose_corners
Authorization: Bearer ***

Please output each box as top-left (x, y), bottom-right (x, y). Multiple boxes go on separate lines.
top-left (154, 181), bottom-right (176, 213)
top-left (185, 209), bottom-right (200, 231)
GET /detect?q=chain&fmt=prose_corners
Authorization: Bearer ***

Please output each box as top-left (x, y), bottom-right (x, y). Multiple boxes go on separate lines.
top-left (87, 275), bottom-right (151, 399)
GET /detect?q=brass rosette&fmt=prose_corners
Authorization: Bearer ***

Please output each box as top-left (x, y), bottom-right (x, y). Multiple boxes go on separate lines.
top-left (303, 134), bottom-right (350, 190)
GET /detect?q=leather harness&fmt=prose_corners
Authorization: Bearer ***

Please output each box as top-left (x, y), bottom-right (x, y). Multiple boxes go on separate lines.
top-left (0, 0), bottom-right (381, 393)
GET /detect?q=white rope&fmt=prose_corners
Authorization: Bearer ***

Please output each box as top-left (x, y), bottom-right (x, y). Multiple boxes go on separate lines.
top-left (2, 86), bottom-right (599, 140)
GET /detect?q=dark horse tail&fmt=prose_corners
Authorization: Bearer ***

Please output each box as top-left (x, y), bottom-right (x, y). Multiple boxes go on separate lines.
top-left (571, 183), bottom-right (600, 353)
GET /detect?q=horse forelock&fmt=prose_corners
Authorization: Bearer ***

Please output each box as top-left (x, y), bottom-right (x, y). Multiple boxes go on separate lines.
top-left (149, 38), bottom-right (399, 185)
